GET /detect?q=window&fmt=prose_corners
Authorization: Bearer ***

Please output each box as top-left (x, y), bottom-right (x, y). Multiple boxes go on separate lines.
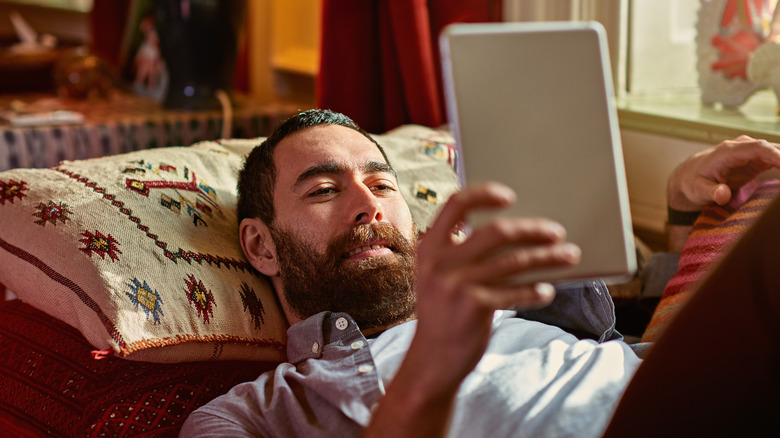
top-left (504, 0), bottom-right (780, 143)
top-left (627, 0), bottom-right (699, 94)
top-left (503, 0), bottom-right (628, 96)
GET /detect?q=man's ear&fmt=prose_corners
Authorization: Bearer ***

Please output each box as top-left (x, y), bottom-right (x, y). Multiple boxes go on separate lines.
top-left (239, 218), bottom-right (279, 277)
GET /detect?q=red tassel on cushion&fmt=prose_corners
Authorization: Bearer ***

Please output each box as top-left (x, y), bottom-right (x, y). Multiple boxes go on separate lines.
top-left (91, 349), bottom-right (113, 360)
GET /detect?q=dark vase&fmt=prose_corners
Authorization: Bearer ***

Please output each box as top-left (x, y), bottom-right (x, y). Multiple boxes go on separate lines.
top-left (154, 0), bottom-right (247, 110)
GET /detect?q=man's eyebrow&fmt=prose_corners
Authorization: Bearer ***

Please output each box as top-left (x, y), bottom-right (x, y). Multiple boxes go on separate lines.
top-left (364, 160), bottom-right (397, 178)
top-left (293, 162), bottom-right (347, 189)
top-left (293, 161), bottom-right (397, 190)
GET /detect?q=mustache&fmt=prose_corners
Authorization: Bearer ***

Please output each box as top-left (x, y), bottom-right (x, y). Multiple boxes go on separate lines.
top-left (326, 223), bottom-right (416, 262)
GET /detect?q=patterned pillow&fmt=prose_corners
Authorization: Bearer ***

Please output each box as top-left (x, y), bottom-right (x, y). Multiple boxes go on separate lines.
top-left (0, 299), bottom-right (277, 437)
top-left (0, 125), bottom-right (460, 362)
top-left (0, 139), bottom-right (288, 362)
top-left (376, 124), bottom-right (460, 229)
top-left (640, 179), bottom-right (780, 342)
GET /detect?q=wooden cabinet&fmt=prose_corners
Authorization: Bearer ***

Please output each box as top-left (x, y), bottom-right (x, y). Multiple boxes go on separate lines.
top-left (246, 0), bottom-right (321, 107)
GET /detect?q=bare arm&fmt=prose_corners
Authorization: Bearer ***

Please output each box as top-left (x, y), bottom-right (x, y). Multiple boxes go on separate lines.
top-left (361, 183), bottom-right (580, 438)
top-left (666, 224), bottom-right (693, 253)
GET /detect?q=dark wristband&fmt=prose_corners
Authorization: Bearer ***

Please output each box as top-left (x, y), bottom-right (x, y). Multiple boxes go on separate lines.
top-left (667, 206), bottom-right (702, 226)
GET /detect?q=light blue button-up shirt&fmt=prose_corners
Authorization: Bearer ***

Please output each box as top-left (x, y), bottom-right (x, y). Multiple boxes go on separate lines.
top-left (181, 281), bottom-right (642, 438)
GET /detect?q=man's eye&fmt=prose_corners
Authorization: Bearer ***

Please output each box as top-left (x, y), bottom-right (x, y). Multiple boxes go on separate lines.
top-left (372, 183), bottom-right (396, 192)
top-left (309, 187), bottom-right (336, 197)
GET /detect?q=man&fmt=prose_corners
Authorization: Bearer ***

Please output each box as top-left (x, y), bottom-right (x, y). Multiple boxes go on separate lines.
top-left (182, 110), bottom-right (780, 437)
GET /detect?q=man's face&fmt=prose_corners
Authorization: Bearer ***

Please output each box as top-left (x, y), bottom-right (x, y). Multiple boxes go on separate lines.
top-left (268, 125), bottom-right (418, 328)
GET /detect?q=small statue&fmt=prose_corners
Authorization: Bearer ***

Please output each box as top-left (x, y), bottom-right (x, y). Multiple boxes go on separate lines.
top-left (132, 15), bottom-right (168, 101)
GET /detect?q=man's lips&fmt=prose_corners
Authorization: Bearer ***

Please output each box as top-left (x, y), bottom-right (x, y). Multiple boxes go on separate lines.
top-left (345, 242), bottom-right (394, 259)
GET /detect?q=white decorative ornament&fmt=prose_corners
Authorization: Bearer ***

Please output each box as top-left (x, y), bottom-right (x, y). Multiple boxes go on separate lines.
top-left (748, 4), bottom-right (780, 112)
top-left (696, 0), bottom-right (773, 108)
top-left (747, 36), bottom-right (780, 111)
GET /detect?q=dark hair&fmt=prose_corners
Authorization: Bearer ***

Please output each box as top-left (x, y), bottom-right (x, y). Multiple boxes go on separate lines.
top-left (237, 109), bottom-right (391, 225)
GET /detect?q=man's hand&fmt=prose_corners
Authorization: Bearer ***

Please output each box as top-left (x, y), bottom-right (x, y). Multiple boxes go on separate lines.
top-left (362, 182), bottom-right (580, 438)
top-left (668, 135), bottom-right (780, 212)
top-left (666, 136), bottom-right (780, 252)
top-left (413, 182), bottom-right (580, 384)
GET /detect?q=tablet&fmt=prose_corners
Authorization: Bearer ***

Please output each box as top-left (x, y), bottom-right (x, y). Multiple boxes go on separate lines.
top-left (439, 21), bottom-right (636, 285)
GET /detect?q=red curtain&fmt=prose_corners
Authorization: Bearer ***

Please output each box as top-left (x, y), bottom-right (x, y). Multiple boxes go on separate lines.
top-left (89, 0), bottom-right (133, 70)
top-left (317, 0), bottom-right (502, 134)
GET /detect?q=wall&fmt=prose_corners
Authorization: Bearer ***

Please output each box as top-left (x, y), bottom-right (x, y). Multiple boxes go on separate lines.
top-left (621, 129), bottom-right (711, 248)
top-left (246, 0), bottom-right (320, 107)
top-left (0, 2), bottom-right (89, 44)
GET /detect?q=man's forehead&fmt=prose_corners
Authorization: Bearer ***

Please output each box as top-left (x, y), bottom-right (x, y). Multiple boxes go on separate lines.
top-left (273, 125), bottom-right (388, 171)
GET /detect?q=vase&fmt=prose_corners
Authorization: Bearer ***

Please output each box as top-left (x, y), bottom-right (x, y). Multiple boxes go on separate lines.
top-left (154, 0), bottom-right (247, 110)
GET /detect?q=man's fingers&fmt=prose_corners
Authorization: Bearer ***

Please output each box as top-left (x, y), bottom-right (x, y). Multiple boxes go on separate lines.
top-left (716, 138), bottom-right (780, 173)
top-left (685, 177), bottom-right (731, 208)
top-left (442, 217), bottom-right (567, 267)
top-left (711, 183), bottom-right (732, 205)
top-left (671, 137), bottom-right (780, 211)
top-left (469, 282), bottom-right (556, 310)
top-left (733, 138), bottom-right (780, 164)
top-left (456, 242), bottom-right (581, 284)
top-left (425, 182), bottom-right (516, 246)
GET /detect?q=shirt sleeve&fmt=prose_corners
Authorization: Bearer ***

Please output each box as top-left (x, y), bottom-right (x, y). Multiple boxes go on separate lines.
top-left (180, 409), bottom-right (264, 437)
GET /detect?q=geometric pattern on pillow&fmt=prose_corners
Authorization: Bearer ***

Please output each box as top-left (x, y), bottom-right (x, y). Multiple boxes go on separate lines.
top-left (640, 179), bottom-right (780, 342)
top-left (373, 124), bottom-right (460, 231)
top-left (0, 141), bottom-right (288, 362)
top-left (0, 299), bottom-right (276, 437)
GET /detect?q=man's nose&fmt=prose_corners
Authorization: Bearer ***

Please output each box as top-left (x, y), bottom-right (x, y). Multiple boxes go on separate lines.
top-left (350, 185), bottom-right (384, 225)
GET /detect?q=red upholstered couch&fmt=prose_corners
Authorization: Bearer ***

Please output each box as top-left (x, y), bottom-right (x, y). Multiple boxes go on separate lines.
top-left (0, 299), bottom-right (277, 437)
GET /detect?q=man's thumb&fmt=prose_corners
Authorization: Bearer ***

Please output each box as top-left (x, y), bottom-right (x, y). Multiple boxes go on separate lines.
top-left (711, 183), bottom-right (732, 205)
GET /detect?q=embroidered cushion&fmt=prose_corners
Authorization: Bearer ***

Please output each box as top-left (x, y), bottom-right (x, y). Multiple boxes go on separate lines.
top-left (0, 138), bottom-right (288, 362)
top-left (0, 298), bottom-right (277, 436)
top-left (0, 125), bottom-right (459, 362)
top-left (376, 124), bottom-right (460, 228)
top-left (641, 179), bottom-right (780, 342)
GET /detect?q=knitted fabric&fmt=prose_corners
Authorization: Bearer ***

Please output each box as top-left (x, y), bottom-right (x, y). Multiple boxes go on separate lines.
top-left (641, 179), bottom-right (780, 342)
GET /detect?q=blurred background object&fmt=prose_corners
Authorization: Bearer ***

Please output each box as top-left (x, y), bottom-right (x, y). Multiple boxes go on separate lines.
top-left (153, 0), bottom-right (247, 110)
top-left (0, 2), bottom-right (88, 93)
top-left (52, 46), bottom-right (115, 99)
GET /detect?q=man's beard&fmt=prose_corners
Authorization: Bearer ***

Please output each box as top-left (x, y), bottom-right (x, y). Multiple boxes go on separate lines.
top-left (269, 222), bottom-right (418, 330)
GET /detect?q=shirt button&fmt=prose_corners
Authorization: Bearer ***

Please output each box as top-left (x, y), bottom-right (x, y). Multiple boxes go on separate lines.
top-left (358, 364), bottom-right (374, 373)
top-left (350, 340), bottom-right (365, 350)
top-left (311, 342), bottom-right (319, 353)
top-left (335, 317), bottom-right (349, 330)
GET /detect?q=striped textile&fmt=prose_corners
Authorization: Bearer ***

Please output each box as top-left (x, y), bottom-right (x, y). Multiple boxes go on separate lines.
top-left (641, 179), bottom-right (780, 342)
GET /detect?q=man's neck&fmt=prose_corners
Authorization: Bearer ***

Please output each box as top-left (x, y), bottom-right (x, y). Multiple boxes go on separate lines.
top-left (360, 315), bottom-right (416, 338)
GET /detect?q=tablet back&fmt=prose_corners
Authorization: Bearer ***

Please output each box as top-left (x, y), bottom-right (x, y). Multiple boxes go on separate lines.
top-left (439, 21), bottom-right (636, 284)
